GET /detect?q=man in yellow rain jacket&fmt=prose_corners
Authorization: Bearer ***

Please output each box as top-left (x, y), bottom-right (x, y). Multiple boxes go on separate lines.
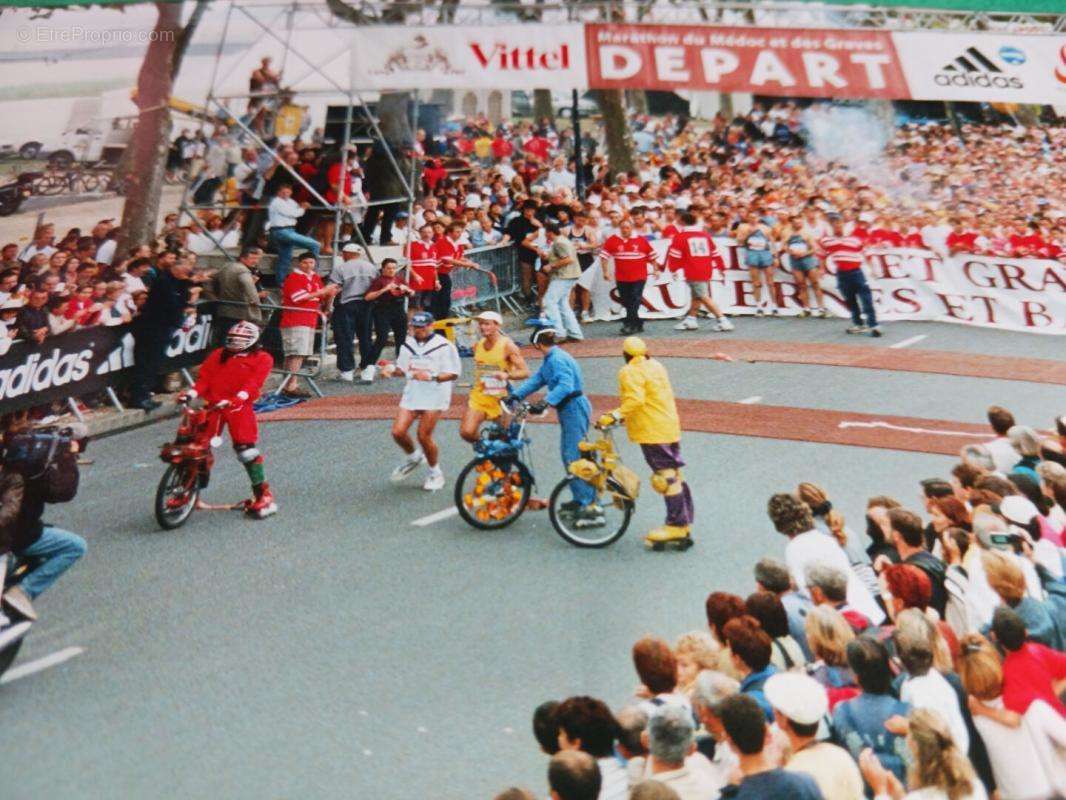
top-left (599, 337), bottom-right (698, 550)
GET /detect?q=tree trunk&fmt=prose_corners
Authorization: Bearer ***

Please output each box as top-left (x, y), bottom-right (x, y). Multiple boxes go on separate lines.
top-left (592, 89), bottom-right (635, 175)
top-left (118, 2), bottom-right (184, 253)
top-left (533, 89), bottom-right (554, 124)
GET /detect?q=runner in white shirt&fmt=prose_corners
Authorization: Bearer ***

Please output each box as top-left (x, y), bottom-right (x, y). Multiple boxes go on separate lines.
top-left (379, 311), bottom-right (461, 492)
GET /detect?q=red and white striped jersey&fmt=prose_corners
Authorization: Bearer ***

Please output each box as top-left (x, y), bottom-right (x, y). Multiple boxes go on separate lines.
top-left (818, 235), bottom-right (865, 272)
top-left (407, 239), bottom-right (438, 291)
top-left (433, 237), bottom-right (464, 276)
top-left (666, 228), bottom-right (723, 282)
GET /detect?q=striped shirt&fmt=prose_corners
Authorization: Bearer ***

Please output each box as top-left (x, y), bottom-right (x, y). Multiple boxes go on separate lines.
top-left (280, 270), bottom-right (323, 328)
top-left (818, 235), bottom-right (865, 272)
top-left (407, 240), bottom-right (438, 291)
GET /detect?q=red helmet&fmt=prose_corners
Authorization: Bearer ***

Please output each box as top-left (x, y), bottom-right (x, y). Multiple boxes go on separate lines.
top-left (225, 320), bottom-right (260, 351)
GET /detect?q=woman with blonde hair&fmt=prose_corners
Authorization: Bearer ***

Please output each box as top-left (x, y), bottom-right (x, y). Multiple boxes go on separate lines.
top-left (804, 606), bottom-right (857, 707)
top-left (799, 482), bottom-right (880, 599)
top-left (673, 630), bottom-right (720, 695)
top-left (981, 550), bottom-right (1063, 649)
top-left (859, 708), bottom-right (987, 800)
top-left (958, 633), bottom-right (1066, 800)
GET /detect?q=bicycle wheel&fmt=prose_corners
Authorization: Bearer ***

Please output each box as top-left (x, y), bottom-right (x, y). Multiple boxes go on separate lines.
top-left (454, 456), bottom-right (532, 530)
top-left (154, 463), bottom-right (200, 530)
top-left (548, 476), bottom-right (633, 548)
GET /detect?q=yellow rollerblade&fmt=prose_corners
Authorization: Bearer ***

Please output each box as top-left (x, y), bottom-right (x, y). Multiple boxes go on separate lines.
top-left (644, 524), bottom-right (694, 552)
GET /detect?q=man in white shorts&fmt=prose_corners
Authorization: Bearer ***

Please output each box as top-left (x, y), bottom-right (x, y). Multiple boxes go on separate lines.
top-left (380, 311), bottom-right (461, 491)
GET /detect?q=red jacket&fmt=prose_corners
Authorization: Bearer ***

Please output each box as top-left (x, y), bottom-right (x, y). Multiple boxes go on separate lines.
top-left (433, 237), bottom-right (464, 276)
top-left (194, 348), bottom-right (274, 404)
top-left (407, 240), bottom-right (438, 290)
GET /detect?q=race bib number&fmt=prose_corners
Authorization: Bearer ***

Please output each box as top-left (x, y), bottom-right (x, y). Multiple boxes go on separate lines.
top-left (480, 375), bottom-right (508, 397)
top-left (689, 238), bottom-right (711, 257)
top-left (788, 243), bottom-right (808, 256)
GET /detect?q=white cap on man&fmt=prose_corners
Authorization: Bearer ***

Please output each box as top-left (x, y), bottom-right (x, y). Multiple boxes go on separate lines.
top-left (764, 672), bottom-right (828, 725)
top-left (475, 311), bottom-right (502, 325)
top-left (341, 243), bottom-right (362, 254)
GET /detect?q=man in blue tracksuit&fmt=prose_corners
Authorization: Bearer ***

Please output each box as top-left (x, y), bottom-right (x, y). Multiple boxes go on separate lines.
top-left (511, 326), bottom-right (603, 528)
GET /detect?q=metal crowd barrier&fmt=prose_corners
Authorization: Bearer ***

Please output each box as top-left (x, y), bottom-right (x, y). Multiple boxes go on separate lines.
top-left (461, 243), bottom-right (523, 316)
top-left (204, 300), bottom-right (329, 397)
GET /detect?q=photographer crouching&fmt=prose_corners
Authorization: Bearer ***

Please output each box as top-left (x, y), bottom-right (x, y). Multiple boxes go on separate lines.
top-left (0, 413), bottom-right (87, 626)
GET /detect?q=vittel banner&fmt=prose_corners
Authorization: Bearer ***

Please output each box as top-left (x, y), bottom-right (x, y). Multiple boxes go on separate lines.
top-left (351, 23), bottom-right (1064, 105)
top-left (585, 24), bottom-right (909, 99)
top-left (349, 24), bottom-right (588, 90)
top-left (891, 32), bottom-right (1066, 105)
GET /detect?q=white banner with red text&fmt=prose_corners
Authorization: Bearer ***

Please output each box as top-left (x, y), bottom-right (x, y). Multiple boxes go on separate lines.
top-left (350, 24), bottom-right (1066, 104)
top-left (578, 240), bottom-right (1065, 335)
top-left (349, 24), bottom-right (587, 90)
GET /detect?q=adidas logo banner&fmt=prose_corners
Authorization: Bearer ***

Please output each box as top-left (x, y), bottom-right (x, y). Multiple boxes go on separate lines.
top-left (0, 310), bottom-right (215, 414)
top-left (893, 31), bottom-right (1064, 104)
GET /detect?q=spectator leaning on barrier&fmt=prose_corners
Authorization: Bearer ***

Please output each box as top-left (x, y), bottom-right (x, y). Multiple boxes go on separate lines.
top-left (209, 246), bottom-right (265, 344)
top-left (328, 243), bottom-right (379, 384)
top-left (278, 251), bottom-right (339, 399)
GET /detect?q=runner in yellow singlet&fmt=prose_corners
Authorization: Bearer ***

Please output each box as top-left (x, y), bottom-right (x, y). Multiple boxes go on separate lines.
top-left (459, 311), bottom-right (530, 443)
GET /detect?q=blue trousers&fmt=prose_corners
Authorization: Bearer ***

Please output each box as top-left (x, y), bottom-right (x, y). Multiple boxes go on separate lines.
top-left (559, 396), bottom-right (596, 506)
top-left (836, 268), bottom-right (877, 327)
top-left (332, 299), bottom-right (374, 372)
top-left (269, 227), bottom-right (320, 287)
top-left (11, 526), bottom-right (87, 599)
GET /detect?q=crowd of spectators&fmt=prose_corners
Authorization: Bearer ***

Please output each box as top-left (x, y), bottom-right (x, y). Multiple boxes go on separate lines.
top-left (504, 404), bottom-right (1066, 800)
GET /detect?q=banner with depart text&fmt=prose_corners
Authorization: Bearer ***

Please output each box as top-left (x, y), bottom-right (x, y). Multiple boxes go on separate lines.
top-left (579, 241), bottom-right (1066, 335)
top-left (351, 23), bottom-right (1065, 104)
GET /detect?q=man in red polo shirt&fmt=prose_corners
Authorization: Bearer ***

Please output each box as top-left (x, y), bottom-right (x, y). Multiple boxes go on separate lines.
top-left (819, 214), bottom-right (880, 337)
top-left (666, 211), bottom-right (733, 333)
top-left (602, 218), bottom-right (656, 335)
top-left (946, 219), bottom-right (980, 256)
top-left (431, 222), bottom-right (478, 321)
top-left (406, 223), bottom-right (440, 313)
top-left (279, 251), bottom-right (339, 397)
top-left (523, 131), bottom-right (551, 164)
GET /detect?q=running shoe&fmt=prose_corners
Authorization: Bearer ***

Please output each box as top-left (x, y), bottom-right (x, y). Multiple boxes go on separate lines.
top-left (846, 325), bottom-right (869, 334)
top-left (391, 452), bottom-right (425, 482)
top-left (422, 469), bottom-right (446, 492)
top-left (673, 317), bottom-right (698, 331)
top-left (869, 326), bottom-right (883, 338)
top-left (715, 318), bottom-right (735, 332)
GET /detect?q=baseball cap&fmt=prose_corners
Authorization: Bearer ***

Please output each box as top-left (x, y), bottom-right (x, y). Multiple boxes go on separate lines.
top-left (764, 672), bottom-right (828, 725)
top-left (475, 311), bottom-right (502, 325)
top-left (341, 243), bottom-right (362, 253)
top-left (411, 311), bottom-right (434, 327)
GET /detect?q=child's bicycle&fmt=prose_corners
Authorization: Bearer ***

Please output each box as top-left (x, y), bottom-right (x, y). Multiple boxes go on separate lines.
top-left (454, 400), bottom-right (539, 530)
top-left (154, 398), bottom-right (239, 529)
top-left (547, 417), bottom-right (640, 548)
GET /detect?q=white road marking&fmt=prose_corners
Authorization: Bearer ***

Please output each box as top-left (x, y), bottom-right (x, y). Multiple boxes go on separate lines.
top-left (411, 507), bottom-right (459, 527)
top-left (738, 396), bottom-right (762, 404)
top-left (0, 646), bottom-right (84, 684)
top-left (889, 334), bottom-right (927, 349)
top-left (838, 421), bottom-right (986, 438)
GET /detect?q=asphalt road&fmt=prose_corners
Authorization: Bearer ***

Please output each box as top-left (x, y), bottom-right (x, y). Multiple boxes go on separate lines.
top-left (0, 317), bottom-right (1061, 800)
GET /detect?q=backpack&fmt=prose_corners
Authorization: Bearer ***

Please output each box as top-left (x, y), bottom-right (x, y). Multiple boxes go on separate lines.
top-left (5, 429), bottom-right (80, 504)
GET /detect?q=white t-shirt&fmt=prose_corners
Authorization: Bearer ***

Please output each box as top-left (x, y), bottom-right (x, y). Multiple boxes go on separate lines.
top-left (596, 756), bottom-right (628, 800)
top-left (95, 239), bottom-right (117, 265)
top-left (900, 670), bottom-right (969, 753)
top-left (396, 333), bottom-right (461, 411)
top-left (785, 529), bottom-right (886, 625)
top-left (974, 696), bottom-right (1066, 800)
top-left (983, 436), bottom-right (1019, 474)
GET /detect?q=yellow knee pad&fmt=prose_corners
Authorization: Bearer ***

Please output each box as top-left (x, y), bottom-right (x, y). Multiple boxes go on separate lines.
top-left (650, 468), bottom-right (683, 496)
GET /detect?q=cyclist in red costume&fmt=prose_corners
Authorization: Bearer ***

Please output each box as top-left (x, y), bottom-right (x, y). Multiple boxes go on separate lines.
top-left (179, 321), bottom-right (277, 519)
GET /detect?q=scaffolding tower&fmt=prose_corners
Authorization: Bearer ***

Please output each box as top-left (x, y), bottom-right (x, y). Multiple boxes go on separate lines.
top-left (177, 0), bottom-right (416, 269)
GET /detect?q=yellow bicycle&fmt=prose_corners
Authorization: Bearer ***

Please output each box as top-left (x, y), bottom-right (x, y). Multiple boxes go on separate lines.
top-left (548, 418), bottom-right (641, 548)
